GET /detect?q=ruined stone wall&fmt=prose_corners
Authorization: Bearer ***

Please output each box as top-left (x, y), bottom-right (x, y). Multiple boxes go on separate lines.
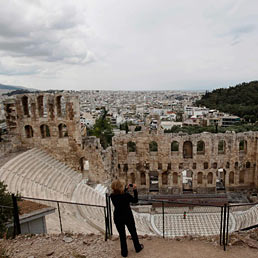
top-left (112, 129), bottom-right (258, 193)
top-left (3, 93), bottom-right (258, 193)
top-left (3, 93), bottom-right (111, 184)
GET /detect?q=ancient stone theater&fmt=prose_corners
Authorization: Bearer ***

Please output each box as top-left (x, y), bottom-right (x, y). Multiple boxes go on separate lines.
top-left (3, 93), bottom-right (258, 194)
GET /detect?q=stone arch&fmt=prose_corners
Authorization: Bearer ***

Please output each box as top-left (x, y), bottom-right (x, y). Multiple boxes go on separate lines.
top-left (229, 171), bottom-right (234, 185)
top-left (58, 123), bottom-right (68, 138)
top-left (172, 172), bottom-right (178, 185)
top-left (22, 96), bottom-right (29, 116)
top-left (149, 141), bottom-right (158, 152)
top-left (123, 164), bottom-right (128, 172)
top-left (235, 162), bottom-right (239, 169)
top-left (162, 171), bottom-right (168, 185)
top-left (239, 171), bottom-right (245, 184)
top-left (212, 162), bottom-right (217, 169)
top-left (239, 140), bottom-right (247, 153)
top-left (197, 140), bottom-right (205, 154)
top-left (130, 173), bottom-right (136, 184)
top-left (149, 171), bottom-right (159, 191)
top-left (25, 125), bottom-right (33, 138)
top-left (171, 141), bottom-right (179, 152)
top-left (140, 172), bottom-right (146, 185)
top-left (183, 141), bottom-right (193, 158)
top-left (40, 124), bottom-right (50, 138)
top-left (218, 140), bottom-right (226, 154)
top-left (197, 172), bottom-right (203, 184)
top-left (182, 169), bottom-right (193, 191)
top-left (56, 95), bottom-right (65, 117)
top-left (216, 168), bottom-right (226, 189)
top-left (246, 161), bottom-right (251, 168)
top-left (79, 157), bottom-right (84, 171)
top-left (203, 162), bottom-right (208, 169)
top-left (207, 172), bottom-right (213, 184)
top-left (37, 95), bottom-right (47, 118)
top-left (127, 141), bottom-right (136, 152)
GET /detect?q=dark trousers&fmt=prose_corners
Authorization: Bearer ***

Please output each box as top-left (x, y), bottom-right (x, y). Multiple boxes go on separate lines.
top-left (114, 215), bottom-right (141, 257)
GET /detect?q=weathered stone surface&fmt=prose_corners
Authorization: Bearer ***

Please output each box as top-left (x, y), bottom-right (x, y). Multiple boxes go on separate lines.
top-left (3, 93), bottom-right (258, 194)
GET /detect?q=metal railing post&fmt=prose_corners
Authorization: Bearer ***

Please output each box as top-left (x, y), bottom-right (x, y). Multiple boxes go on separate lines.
top-left (105, 194), bottom-right (110, 237)
top-left (104, 207), bottom-right (108, 241)
top-left (57, 201), bottom-right (63, 233)
top-left (226, 205), bottom-right (230, 245)
top-left (108, 195), bottom-right (113, 235)
top-left (223, 203), bottom-right (227, 251)
top-left (219, 205), bottom-right (223, 246)
top-left (12, 194), bottom-right (21, 237)
top-left (162, 201), bottom-right (165, 238)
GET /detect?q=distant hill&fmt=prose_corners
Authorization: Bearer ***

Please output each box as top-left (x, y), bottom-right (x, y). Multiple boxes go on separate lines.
top-left (196, 81), bottom-right (258, 123)
top-left (0, 83), bottom-right (26, 91)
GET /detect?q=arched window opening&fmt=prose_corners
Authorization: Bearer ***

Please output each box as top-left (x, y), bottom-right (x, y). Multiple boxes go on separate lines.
top-left (235, 162), bottom-right (239, 169)
top-left (123, 164), bottom-right (128, 172)
top-left (246, 161), bottom-right (251, 168)
top-left (149, 141), bottom-right (158, 152)
top-left (183, 141), bottom-right (193, 158)
top-left (40, 124), bottom-right (50, 138)
top-left (207, 172), bottom-right (213, 184)
top-left (58, 123), bottom-right (68, 138)
top-left (218, 140), bottom-right (226, 154)
top-left (22, 96), bottom-right (29, 116)
top-left (25, 125), bottom-right (33, 138)
top-left (127, 141), bottom-right (136, 152)
top-left (229, 171), bottom-right (234, 184)
top-left (37, 95), bottom-right (47, 118)
top-left (167, 163), bottom-right (171, 170)
top-left (204, 162), bottom-right (208, 169)
top-left (130, 173), bottom-right (136, 184)
top-left (226, 162), bottom-right (230, 169)
top-left (239, 171), bottom-right (245, 184)
top-left (79, 157), bottom-right (84, 171)
top-left (213, 162), bottom-right (217, 169)
top-left (239, 140), bottom-right (247, 153)
top-left (197, 141), bottom-right (205, 154)
top-left (173, 172), bottom-right (178, 184)
top-left (56, 95), bottom-right (66, 117)
top-left (140, 172), bottom-right (146, 185)
top-left (158, 163), bottom-right (162, 170)
top-left (171, 141), bottom-right (179, 152)
top-left (162, 172), bottom-right (168, 185)
top-left (197, 172), bottom-right (203, 184)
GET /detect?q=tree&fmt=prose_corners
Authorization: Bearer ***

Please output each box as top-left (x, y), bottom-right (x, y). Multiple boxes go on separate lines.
top-left (0, 181), bottom-right (13, 237)
top-left (88, 108), bottom-right (114, 149)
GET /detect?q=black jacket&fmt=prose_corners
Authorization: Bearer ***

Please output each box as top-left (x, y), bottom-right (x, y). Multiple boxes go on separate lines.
top-left (110, 189), bottom-right (138, 220)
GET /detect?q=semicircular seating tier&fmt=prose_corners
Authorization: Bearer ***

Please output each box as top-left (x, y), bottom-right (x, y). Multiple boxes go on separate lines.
top-left (1, 148), bottom-right (257, 236)
top-left (0, 148), bottom-right (155, 235)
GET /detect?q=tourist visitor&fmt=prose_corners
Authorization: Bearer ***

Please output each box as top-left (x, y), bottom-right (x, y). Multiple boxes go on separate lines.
top-left (110, 179), bottom-right (144, 257)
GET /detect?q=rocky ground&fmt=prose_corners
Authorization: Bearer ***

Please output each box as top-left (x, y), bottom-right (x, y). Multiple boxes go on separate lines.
top-left (0, 229), bottom-right (258, 258)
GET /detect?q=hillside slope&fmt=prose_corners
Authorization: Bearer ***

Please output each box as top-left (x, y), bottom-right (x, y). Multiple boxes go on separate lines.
top-left (196, 81), bottom-right (258, 122)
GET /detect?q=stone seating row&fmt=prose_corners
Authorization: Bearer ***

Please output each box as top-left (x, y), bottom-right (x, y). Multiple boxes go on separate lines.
top-left (231, 204), bottom-right (258, 231)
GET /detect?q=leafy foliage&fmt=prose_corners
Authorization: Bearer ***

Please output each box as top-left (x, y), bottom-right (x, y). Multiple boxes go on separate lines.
top-left (87, 108), bottom-right (114, 149)
top-left (164, 123), bottom-right (258, 134)
top-left (196, 81), bottom-right (258, 122)
top-left (0, 181), bottom-right (13, 237)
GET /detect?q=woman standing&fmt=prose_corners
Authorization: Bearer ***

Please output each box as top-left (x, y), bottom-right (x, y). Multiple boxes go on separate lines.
top-left (110, 179), bottom-right (144, 257)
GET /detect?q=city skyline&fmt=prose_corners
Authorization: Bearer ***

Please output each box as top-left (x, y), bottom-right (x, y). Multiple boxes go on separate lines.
top-left (0, 0), bottom-right (258, 91)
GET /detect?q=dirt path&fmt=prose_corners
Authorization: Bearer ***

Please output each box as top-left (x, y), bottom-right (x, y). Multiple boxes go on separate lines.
top-left (1, 233), bottom-right (257, 258)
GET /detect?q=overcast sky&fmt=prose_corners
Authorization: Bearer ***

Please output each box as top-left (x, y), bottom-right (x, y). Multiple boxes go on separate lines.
top-left (0, 0), bottom-right (258, 91)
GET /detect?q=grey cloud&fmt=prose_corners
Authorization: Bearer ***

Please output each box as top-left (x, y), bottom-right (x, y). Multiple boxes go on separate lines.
top-left (0, 0), bottom-right (95, 66)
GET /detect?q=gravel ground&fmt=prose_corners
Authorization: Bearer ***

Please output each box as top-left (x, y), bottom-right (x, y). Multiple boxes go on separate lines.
top-left (1, 230), bottom-right (258, 258)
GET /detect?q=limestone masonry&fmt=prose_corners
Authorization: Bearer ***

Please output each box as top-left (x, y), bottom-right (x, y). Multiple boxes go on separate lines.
top-left (3, 93), bottom-right (258, 193)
